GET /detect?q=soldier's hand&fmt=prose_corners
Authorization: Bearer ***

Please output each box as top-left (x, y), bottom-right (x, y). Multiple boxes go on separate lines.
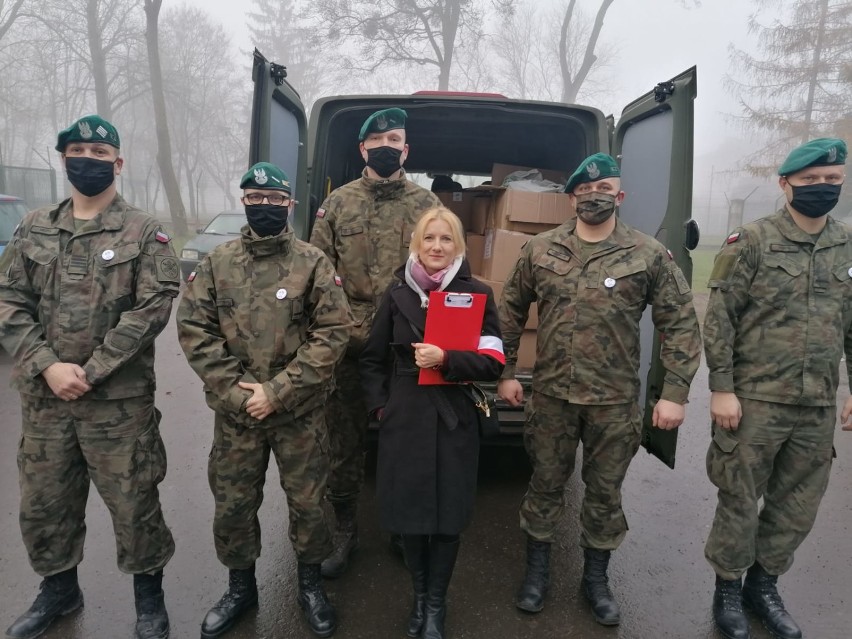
top-left (412, 343), bottom-right (445, 369)
top-left (710, 391), bottom-right (742, 430)
top-left (42, 362), bottom-right (92, 401)
top-left (238, 382), bottom-right (275, 421)
top-left (840, 396), bottom-right (852, 431)
top-left (652, 399), bottom-right (684, 430)
top-left (498, 379), bottom-right (524, 407)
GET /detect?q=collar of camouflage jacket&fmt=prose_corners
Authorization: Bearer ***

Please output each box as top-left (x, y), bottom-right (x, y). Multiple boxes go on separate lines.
top-left (360, 167), bottom-right (408, 198)
top-left (776, 207), bottom-right (847, 248)
top-left (555, 216), bottom-right (638, 260)
top-left (52, 193), bottom-right (130, 235)
top-left (240, 224), bottom-right (293, 257)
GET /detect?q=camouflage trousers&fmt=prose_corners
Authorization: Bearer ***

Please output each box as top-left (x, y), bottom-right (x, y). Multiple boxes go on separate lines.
top-left (519, 392), bottom-right (642, 549)
top-left (705, 397), bottom-right (835, 580)
top-left (324, 356), bottom-right (368, 504)
top-left (208, 406), bottom-right (333, 568)
top-left (17, 394), bottom-right (174, 577)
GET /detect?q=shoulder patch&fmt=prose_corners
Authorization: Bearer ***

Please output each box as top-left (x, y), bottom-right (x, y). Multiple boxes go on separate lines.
top-left (316, 208), bottom-right (326, 219)
top-left (334, 275), bottom-right (342, 287)
top-left (666, 249), bottom-right (674, 260)
top-left (726, 232), bottom-right (740, 245)
top-left (156, 255), bottom-right (180, 283)
top-left (709, 253), bottom-right (737, 284)
top-left (187, 271), bottom-right (196, 282)
top-left (155, 230), bottom-right (170, 243)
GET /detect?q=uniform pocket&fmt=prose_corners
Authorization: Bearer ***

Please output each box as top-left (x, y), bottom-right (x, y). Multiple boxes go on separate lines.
top-left (604, 258), bottom-right (649, 311)
top-left (95, 243), bottom-right (140, 302)
top-left (711, 426), bottom-right (739, 453)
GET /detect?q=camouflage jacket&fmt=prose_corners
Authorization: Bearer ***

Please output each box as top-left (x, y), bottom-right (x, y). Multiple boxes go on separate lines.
top-left (0, 195), bottom-right (179, 398)
top-left (500, 218), bottom-right (701, 405)
top-left (310, 169), bottom-right (441, 356)
top-left (704, 208), bottom-right (852, 406)
top-left (176, 226), bottom-right (352, 427)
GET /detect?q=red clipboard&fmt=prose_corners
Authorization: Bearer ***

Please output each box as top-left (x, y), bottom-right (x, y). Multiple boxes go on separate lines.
top-left (418, 291), bottom-right (486, 385)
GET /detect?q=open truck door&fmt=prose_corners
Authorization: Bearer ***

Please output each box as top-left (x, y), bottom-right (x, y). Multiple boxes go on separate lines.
top-left (249, 49), bottom-right (310, 240)
top-left (612, 67), bottom-right (698, 469)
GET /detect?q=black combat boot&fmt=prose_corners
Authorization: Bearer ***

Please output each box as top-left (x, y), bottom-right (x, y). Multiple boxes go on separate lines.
top-left (582, 549), bottom-right (621, 626)
top-left (515, 536), bottom-right (551, 613)
top-left (5, 567), bottom-right (83, 639)
top-left (742, 563), bottom-right (802, 639)
top-left (422, 535), bottom-right (460, 639)
top-left (321, 500), bottom-right (359, 579)
top-left (713, 576), bottom-right (751, 639)
top-left (297, 563), bottom-right (337, 637)
top-left (133, 571), bottom-right (170, 639)
top-left (200, 566), bottom-right (259, 639)
top-left (401, 535), bottom-right (430, 637)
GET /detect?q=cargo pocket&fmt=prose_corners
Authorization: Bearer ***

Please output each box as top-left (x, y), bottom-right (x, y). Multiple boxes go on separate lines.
top-left (604, 258), bottom-right (649, 311)
top-left (711, 426), bottom-right (739, 453)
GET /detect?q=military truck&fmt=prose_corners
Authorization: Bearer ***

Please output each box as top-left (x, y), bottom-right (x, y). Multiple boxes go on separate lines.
top-left (249, 49), bottom-right (698, 468)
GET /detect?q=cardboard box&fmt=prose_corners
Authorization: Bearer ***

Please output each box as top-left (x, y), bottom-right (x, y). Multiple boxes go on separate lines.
top-left (489, 189), bottom-right (574, 234)
top-left (481, 229), bottom-right (533, 282)
top-left (465, 233), bottom-right (485, 276)
top-left (469, 194), bottom-right (491, 234)
top-left (517, 330), bottom-right (537, 371)
top-left (474, 277), bottom-right (538, 329)
top-left (436, 190), bottom-right (473, 218)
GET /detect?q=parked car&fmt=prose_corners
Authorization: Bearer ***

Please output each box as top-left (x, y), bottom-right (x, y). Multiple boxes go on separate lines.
top-left (0, 194), bottom-right (28, 258)
top-left (179, 211), bottom-right (246, 281)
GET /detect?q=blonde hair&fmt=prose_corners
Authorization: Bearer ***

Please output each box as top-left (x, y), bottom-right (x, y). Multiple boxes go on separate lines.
top-left (410, 207), bottom-right (466, 257)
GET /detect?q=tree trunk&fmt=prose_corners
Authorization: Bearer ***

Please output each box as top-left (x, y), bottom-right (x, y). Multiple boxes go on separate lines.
top-left (87, 0), bottom-right (112, 118)
top-left (438, 0), bottom-right (461, 90)
top-left (143, 0), bottom-right (188, 236)
top-left (559, 0), bottom-right (614, 104)
top-left (802, 0), bottom-right (829, 143)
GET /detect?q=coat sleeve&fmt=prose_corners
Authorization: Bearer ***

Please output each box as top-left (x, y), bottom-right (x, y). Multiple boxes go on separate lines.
top-left (443, 288), bottom-right (505, 383)
top-left (703, 230), bottom-right (756, 393)
top-left (647, 250), bottom-right (702, 403)
top-left (359, 284), bottom-right (394, 414)
top-left (0, 228), bottom-right (61, 377)
top-left (262, 254), bottom-right (352, 413)
top-left (175, 255), bottom-right (252, 414)
top-left (309, 196), bottom-right (338, 267)
top-left (498, 242), bottom-right (536, 380)
top-left (82, 223), bottom-right (179, 385)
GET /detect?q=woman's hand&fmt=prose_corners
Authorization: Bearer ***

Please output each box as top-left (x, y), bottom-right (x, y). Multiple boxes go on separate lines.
top-left (412, 342), bottom-right (445, 369)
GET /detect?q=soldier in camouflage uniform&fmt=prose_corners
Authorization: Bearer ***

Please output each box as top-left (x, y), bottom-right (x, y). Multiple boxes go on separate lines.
top-left (704, 138), bottom-right (850, 639)
top-left (177, 162), bottom-right (352, 639)
top-left (498, 153), bottom-right (701, 626)
top-left (310, 107), bottom-right (441, 577)
top-left (0, 116), bottom-right (177, 639)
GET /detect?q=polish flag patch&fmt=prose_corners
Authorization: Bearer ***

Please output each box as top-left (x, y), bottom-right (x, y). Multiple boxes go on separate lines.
top-left (726, 232), bottom-right (740, 244)
top-left (155, 230), bottom-right (171, 243)
top-left (334, 275), bottom-right (342, 287)
top-left (316, 208), bottom-right (326, 219)
top-left (187, 271), bottom-right (196, 282)
top-left (666, 249), bottom-right (674, 260)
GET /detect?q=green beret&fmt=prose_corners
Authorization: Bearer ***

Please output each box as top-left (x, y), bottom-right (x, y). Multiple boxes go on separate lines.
top-left (778, 138), bottom-right (847, 176)
top-left (56, 115), bottom-right (120, 152)
top-left (564, 153), bottom-right (620, 193)
top-left (358, 108), bottom-right (407, 141)
top-left (240, 162), bottom-right (291, 193)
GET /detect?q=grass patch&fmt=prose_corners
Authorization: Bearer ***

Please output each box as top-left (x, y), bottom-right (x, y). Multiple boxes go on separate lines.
top-left (689, 246), bottom-right (718, 294)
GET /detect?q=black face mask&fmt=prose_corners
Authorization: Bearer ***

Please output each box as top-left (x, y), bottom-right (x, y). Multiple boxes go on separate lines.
top-left (65, 156), bottom-right (116, 197)
top-left (789, 183), bottom-right (842, 218)
top-left (245, 204), bottom-right (287, 237)
top-left (366, 146), bottom-right (403, 178)
top-left (575, 192), bottom-right (618, 226)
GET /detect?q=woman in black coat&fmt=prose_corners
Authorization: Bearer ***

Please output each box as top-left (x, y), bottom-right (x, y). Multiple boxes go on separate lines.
top-left (360, 207), bottom-right (504, 639)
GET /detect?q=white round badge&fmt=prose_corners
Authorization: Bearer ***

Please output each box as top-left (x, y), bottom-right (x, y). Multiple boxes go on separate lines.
top-left (604, 277), bottom-right (616, 288)
top-left (276, 288), bottom-right (287, 300)
top-left (847, 267), bottom-right (852, 278)
top-left (102, 249), bottom-right (115, 261)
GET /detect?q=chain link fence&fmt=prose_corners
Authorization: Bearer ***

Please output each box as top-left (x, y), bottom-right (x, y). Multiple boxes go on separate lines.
top-left (0, 165), bottom-right (57, 210)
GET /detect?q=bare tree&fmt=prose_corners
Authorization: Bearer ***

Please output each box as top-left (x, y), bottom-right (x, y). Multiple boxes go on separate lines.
top-left (312, 0), bottom-right (514, 90)
top-left (726, 0), bottom-right (852, 172)
top-left (0, 0), bottom-right (26, 41)
top-left (557, 0), bottom-right (615, 103)
top-left (143, 0), bottom-right (186, 235)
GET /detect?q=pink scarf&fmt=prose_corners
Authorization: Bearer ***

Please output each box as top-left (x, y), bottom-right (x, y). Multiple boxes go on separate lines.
top-left (410, 258), bottom-right (451, 291)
